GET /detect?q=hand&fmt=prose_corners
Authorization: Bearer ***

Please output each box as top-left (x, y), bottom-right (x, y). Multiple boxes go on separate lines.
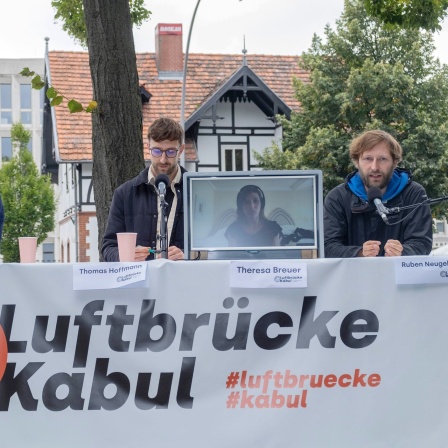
top-left (134, 245), bottom-right (151, 262)
top-left (361, 240), bottom-right (381, 257)
top-left (384, 239), bottom-right (403, 257)
top-left (157, 245), bottom-right (184, 261)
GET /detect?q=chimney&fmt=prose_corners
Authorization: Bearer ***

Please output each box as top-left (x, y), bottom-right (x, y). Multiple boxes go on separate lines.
top-left (155, 23), bottom-right (183, 79)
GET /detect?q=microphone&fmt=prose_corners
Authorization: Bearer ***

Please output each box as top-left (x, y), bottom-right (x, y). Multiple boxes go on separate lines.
top-left (155, 174), bottom-right (170, 198)
top-left (154, 174), bottom-right (170, 259)
top-left (367, 187), bottom-right (389, 224)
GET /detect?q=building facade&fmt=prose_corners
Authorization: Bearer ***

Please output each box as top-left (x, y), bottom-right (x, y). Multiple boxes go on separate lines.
top-left (43, 23), bottom-right (308, 262)
top-left (0, 57), bottom-right (57, 262)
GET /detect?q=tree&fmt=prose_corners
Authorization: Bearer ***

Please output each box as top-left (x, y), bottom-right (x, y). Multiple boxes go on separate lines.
top-left (52, 0), bottom-right (150, 47)
top-left (255, 0), bottom-right (448, 215)
top-left (363, 0), bottom-right (448, 31)
top-left (52, 0), bottom-right (149, 258)
top-left (0, 123), bottom-right (56, 262)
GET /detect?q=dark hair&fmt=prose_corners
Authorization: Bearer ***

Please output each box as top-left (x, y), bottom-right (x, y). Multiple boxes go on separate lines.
top-left (147, 117), bottom-right (183, 145)
top-left (236, 185), bottom-right (267, 221)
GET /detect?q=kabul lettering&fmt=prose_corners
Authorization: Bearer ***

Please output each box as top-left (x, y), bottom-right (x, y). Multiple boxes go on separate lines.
top-left (0, 296), bottom-right (378, 412)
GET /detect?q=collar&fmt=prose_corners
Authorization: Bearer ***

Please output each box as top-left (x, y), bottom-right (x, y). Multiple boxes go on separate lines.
top-left (148, 165), bottom-right (181, 191)
top-left (347, 169), bottom-right (410, 202)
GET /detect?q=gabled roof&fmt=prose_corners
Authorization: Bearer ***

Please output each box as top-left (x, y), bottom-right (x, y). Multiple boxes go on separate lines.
top-left (185, 64), bottom-right (292, 129)
top-left (47, 51), bottom-right (308, 162)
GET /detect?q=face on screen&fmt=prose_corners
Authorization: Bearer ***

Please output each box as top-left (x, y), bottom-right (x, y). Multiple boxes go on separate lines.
top-left (242, 192), bottom-right (262, 220)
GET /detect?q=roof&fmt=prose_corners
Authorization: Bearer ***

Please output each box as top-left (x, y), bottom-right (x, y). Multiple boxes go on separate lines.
top-left (47, 51), bottom-right (308, 162)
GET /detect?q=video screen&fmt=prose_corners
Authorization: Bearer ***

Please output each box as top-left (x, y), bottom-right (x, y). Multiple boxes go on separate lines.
top-left (183, 171), bottom-right (323, 259)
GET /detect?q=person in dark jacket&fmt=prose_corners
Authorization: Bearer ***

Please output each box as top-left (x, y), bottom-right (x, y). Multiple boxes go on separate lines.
top-left (102, 118), bottom-right (186, 262)
top-left (324, 130), bottom-right (432, 258)
top-left (225, 185), bottom-right (282, 247)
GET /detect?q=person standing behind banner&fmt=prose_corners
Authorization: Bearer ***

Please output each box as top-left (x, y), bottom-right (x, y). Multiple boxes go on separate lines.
top-left (102, 118), bottom-right (186, 262)
top-left (324, 130), bottom-right (432, 258)
top-left (225, 184), bottom-right (282, 247)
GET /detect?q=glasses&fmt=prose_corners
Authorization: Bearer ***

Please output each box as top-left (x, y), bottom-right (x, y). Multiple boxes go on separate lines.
top-left (150, 147), bottom-right (179, 158)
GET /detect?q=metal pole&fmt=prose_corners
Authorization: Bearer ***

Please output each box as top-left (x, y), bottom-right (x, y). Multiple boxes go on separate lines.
top-left (180, 0), bottom-right (242, 167)
top-left (73, 163), bottom-right (79, 262)
top-left (180, 0), bottom-right (201, 167)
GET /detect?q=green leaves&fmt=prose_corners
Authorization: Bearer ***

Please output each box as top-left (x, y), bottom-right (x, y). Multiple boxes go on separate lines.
top-left (31, 75), bottom-right (45, 90)
top-left (20, 67), bottom-right (98, 113)
top-left (10, 122), bottom-right (31, 150)
top-left (364, 0), bottom-right (448, 32)
top-left (255, 0), bottom-right (448, 215)
top-left (86, 101), bottom-right (98, 113)
top-left (68, 99), bottom-right (84, 113)
top-left (0, 123), bottom-right (56, 262)
top-left (51, 0), bottom-right (151, 46)
top-left (46, 86), bottom-right (63, 106)
top-left (20, 69), bottom-right (45, 90)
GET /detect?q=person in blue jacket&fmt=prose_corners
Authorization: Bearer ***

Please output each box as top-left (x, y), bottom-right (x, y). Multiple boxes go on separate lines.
top-left (324, 130), bottom-right (433, 258)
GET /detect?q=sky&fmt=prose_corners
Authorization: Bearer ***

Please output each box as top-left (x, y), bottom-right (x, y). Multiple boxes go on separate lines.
top-left (1, 0), bottom-right (448, 63)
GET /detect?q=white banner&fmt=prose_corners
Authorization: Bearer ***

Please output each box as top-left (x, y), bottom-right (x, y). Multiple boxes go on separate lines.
top-left (0, 258), bottom-right (447, 447)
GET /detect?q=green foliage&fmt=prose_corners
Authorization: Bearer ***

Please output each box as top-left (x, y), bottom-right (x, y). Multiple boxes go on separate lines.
top-left (364, 0), bottom-right (448, 31)
top-left (0, 124), bottom-right (56, 262)
top-left (256, 0), bottom-right (448, 213)
top-left (11, 122), bottom-right (31, 150)
top-left (52, 0), bottom-right (151, 47)
top-left (254, 142), bottom-right (299, 171)
top-left (20, 67), bottom-right (97, 114)
top-left (295, 127), bottom-right (352, 193)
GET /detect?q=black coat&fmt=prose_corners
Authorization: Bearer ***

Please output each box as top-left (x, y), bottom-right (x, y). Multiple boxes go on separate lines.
top-left (324, 170), bottom-right (433, 258)
top-left (102, 166), bottom-right (185, 262)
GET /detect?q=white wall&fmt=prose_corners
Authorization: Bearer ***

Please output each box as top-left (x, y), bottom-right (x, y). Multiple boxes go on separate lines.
top-left (197, 98), bottom-right (281, 171)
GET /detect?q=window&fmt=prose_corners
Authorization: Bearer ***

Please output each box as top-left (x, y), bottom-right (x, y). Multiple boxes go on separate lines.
top-left (221, 145), bottom-right (247, 171)
top-left (42, 243), bottom-right (55, 263)
top-left (0, 83), bottom-right (12, 124)
top-left (1, 137), bottom-right (12, 161)
top-left (27, 137), bottom-right (32, 153)
top-left (20, 84), bottom-right (32, 124)
top-left (436, 221), bottom-right (445, 234)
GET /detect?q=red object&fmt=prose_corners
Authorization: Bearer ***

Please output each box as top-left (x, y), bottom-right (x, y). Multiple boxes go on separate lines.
top-left (0, 325), bottom-right (7, 381)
